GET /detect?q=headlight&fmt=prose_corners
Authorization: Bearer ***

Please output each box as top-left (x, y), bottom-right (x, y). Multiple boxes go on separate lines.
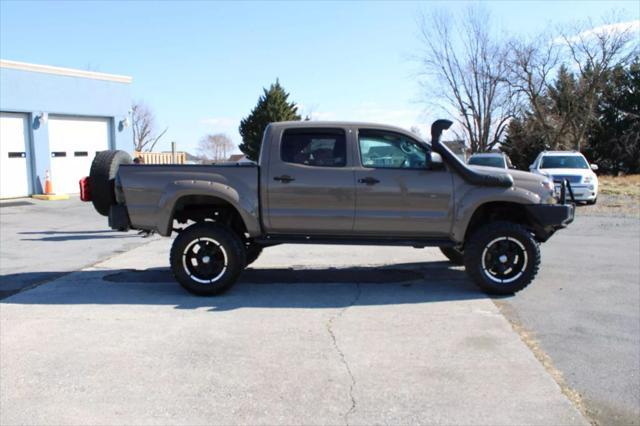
top-left (541, 179), bottom-right (554, 191)
top-left (583, 176), bottom-right (592, 183)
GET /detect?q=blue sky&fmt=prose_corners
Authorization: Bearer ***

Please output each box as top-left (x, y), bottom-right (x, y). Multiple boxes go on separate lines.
top-left (1, 0), bottom-right (638, 154)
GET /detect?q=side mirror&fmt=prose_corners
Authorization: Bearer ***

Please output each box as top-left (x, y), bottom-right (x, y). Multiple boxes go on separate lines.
top-left (429, 152), bottom-right (445, 170)
top-left (510, 165), bottom-right (518, 169)
top-left (430, 152), bottom-right (443, 164)
top-left (590, 164), bottom-right (598, 171)
top-left (529, 164), bottom-right (535, 171)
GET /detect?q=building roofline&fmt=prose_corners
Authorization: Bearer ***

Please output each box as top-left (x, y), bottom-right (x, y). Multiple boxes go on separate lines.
top-left (0, 59), bottom-right (132, 83)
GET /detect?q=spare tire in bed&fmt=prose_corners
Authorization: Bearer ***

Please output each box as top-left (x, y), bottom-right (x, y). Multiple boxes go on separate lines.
top-left (89, 150), bottom-right (132, 216)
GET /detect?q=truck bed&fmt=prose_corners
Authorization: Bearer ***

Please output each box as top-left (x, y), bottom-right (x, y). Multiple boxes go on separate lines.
top-left (118, 163), bottom-right (259, 235)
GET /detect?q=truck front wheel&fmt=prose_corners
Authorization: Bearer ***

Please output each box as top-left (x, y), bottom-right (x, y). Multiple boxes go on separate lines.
top-left (464, 221), bottom-right (540, 295)
top-left (170, 223), bottom-right (246, 296)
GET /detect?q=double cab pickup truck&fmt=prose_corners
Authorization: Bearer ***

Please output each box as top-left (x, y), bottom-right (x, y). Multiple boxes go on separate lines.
top-left (82, 119), bottom-right (574, 296)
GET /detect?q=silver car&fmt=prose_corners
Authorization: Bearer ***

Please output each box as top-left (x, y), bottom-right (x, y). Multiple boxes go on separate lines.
top-left (468, 152), bottom-right (515, 169)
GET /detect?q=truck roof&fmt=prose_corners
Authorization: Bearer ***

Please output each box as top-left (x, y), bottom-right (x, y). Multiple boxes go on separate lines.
top-left (268, 121), bottom-right (424, 140)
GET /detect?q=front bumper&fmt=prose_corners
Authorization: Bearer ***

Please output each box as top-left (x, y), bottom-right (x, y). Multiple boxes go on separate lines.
top-left (554, 183), bottom-right (597, 201)
top-left (525, 203), bottom-right (575, 242)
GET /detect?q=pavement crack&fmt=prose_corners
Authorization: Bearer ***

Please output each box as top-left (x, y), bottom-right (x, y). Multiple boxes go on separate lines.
top-left (326, 282), bottom-right (361, 426)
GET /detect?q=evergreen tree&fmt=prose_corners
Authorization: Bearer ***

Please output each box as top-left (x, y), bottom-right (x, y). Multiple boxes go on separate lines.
top-left (546, 65), bottom-right (583, 150)
top-left (585, 58), bottom-right (640, 174)
top-left (239, 80), bottom-right (301, 161)
top-left (501, 116), bottom-right (548, 170)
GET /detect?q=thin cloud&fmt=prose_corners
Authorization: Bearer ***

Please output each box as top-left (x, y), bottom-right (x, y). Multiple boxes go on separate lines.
top-left (200, 117), bottom-right (239, 127)
top-left (349, 103), bottom-right (426, 129)
top-left (309, 111), bottom-right (337, 121)
top-left (557, 20), bottom-right (640, 43)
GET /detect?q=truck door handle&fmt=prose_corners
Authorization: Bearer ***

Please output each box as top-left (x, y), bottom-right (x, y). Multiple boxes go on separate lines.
top-left (358, 177), bottom-right (380, 185)
top-left (274, 175), bottom-right (295, 183)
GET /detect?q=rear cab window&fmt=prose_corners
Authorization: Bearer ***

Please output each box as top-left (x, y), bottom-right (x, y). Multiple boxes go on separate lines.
top-left (280, 129), bottom-right (347, 167)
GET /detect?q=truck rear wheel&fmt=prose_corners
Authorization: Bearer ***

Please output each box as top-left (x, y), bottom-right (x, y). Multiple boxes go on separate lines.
top-left (89, 150), bottom-right (132, 216)
top-left (439, 246), bottom-right (464, 265)
top-left (170, 223), bottom-right (246, 296)
top-left (464, 221), bottom-right (540, 295)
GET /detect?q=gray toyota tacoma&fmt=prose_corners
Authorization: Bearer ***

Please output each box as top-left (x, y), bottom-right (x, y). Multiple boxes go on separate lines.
top-left (82, 119), bottom-right (574, 296)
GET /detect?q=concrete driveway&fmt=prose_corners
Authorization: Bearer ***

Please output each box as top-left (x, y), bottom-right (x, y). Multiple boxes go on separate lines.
top-left (2, 199), bottom-right (637, 425)
top-left (1, 238), bottom-right (586, 425)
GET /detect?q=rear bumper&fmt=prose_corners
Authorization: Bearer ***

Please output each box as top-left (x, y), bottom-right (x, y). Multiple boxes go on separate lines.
top-left (525, 203), bottom-right (575, 242)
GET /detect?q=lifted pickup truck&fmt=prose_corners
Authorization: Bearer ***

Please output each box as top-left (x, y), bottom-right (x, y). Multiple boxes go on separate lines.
top-left (82, 119), bottom-right (574, 296)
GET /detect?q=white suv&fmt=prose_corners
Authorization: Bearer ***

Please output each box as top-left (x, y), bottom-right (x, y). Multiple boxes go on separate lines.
top-left (529, 151), bottom-right (599, 204)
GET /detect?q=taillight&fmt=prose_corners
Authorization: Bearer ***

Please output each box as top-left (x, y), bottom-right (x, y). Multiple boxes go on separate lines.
top-left (79, 177), bottom-right (92, 201)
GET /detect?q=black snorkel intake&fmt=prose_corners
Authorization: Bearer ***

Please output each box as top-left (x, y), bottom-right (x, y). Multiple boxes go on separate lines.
top-left (430, 119), bottom-right (513, 188)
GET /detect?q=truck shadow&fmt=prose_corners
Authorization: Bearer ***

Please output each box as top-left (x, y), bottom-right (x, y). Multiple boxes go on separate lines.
top-left (0, 262), bottom-right (496, 310)
top-left (18, 230), bottom-right (138, 242)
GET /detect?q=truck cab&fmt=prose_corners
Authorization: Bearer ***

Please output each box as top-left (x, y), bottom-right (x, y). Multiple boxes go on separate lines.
top-left (259, 122), bottom-right (453, 238)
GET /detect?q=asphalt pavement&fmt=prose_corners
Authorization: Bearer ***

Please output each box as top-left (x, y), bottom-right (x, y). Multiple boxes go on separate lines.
top-left (497, 213), bottom-right (640, 426)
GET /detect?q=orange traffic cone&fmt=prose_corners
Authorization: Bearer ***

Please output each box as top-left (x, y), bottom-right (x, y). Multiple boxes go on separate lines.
top-left (44, 170), bottom-right (53, 194)
top-left (32, 169), bottom-right (68, 200)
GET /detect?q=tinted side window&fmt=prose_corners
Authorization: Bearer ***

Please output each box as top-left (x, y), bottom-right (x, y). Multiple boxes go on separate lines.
top-left (359, 130), bottom-right (427, 169)
top-left (280, 129), bottom-right (347, 167)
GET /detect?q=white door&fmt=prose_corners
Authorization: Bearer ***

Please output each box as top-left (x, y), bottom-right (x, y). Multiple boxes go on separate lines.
top-left (0, 112), bottom-right (31, 199)
top-left (48, 116), bottom-right (110, 194)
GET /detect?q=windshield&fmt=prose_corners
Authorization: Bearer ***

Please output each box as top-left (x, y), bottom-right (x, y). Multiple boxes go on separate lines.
top-left (540, 155), bottom-right (588, 169)
top-left (468, 156), bottom-right (505, 168)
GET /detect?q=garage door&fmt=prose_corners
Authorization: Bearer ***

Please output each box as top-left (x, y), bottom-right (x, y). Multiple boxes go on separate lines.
top-left (48, 117), bottom-right (110, 194)
top-left (0, 112), bottom-right (31, 199)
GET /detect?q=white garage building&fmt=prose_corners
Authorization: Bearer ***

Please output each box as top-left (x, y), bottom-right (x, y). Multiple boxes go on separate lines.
top-left (0, 60), bottom-right (132, 198)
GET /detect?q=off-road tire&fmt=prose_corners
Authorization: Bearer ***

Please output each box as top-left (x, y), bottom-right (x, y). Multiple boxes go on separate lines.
top-left (170, 223), bottom-right (246, 296)
top-left (439, 246), bottom-right (464, 265)
top-left (89, 150), bottom-right (132, 216)
top-left (464, 221), bottom-right (540, 295)
top-left (245, 243), bottom-right (263, 266)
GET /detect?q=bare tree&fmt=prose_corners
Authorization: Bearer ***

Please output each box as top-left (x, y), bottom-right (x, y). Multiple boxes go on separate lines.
top-left (558, 18), bottom-right (638, 150)
top-left (131, 102), bottom-right (168, 152)
top-left (417, 6), bottom-right (516, 152)
top-left (197, 133), bottom-right (234, 161)
top-left (507, 34), bottom-right (561, 147)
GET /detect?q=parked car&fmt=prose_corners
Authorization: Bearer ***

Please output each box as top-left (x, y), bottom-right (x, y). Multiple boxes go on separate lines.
top-left (468, 152), bottom-right (515, 169)
top-left (82, 120), bottom-right (574, 296)
top-left (529, 151), bottom-right (598, 204)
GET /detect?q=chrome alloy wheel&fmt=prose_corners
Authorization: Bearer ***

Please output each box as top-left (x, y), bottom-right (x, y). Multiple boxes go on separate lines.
top-left (481, 236), bottom-right (528, 284)
top-left (182, 237), bottom-right (228, 284)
